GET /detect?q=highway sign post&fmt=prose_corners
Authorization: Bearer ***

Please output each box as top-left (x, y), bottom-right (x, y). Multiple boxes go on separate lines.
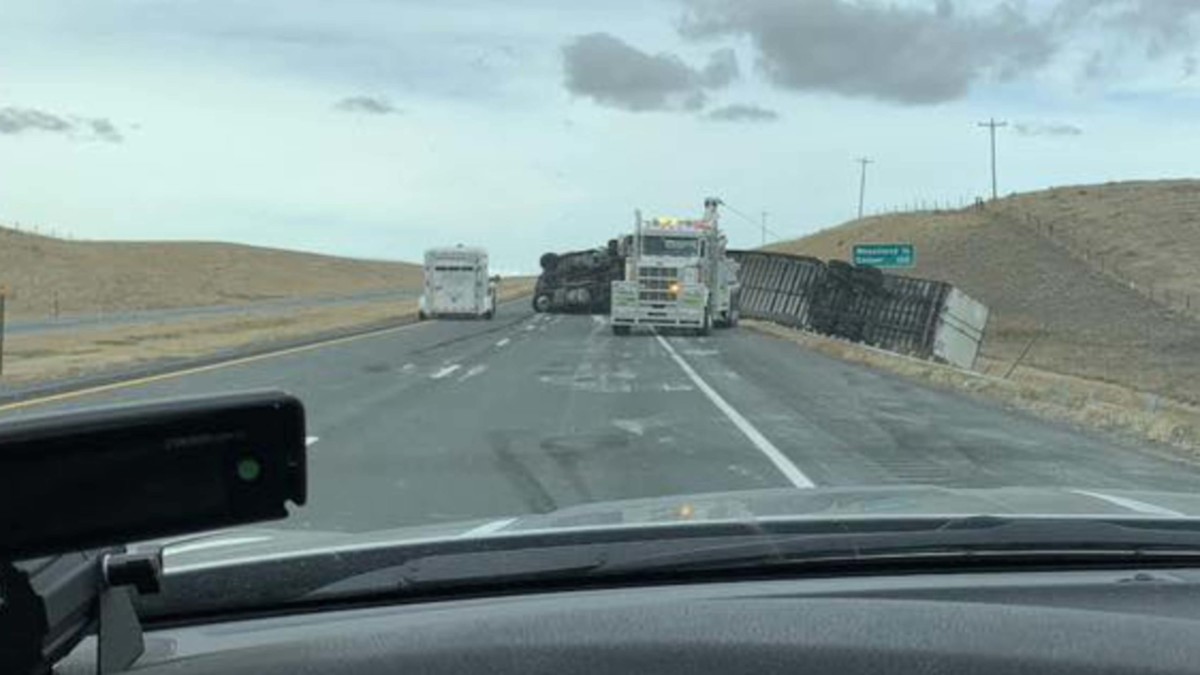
top-left (853, 243), bottom-right (915, 269)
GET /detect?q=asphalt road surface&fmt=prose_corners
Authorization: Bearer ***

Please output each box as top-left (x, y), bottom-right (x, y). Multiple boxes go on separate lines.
top-left (6, 300), bottom-right (1200, 532)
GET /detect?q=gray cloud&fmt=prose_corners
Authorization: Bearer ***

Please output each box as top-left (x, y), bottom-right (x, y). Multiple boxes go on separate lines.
top-left (702, 48), bottom-right (740, 87)
top-left (0, 107), bottom-right (73, 135)
top-left (706, 103), bottom-right (779, 122)
top-left (674, 0), bottom-right (1200, 105)
top-left (562, 32), bottom-right (737, 112)
top-left (334, 95), bottom-right (399, 115)
top-left (89, 118), bottom-right (124, 143)
top-left (1053, 1), bottom-right (1200, 59)
top-left (679, 0), bottom-right (1054, 105)
top-left (1014, 122), bottom-right (1083, 137)
top-left (0, 107), bottom-right (124, 143)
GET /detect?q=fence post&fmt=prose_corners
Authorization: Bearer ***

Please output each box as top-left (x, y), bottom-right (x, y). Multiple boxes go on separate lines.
top-left (1003, 331), bottom-right (1040, 379)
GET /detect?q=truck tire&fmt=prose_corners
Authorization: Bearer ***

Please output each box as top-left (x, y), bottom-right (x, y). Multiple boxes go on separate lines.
top-left (533, 294), bottom-right (552, 313)
top-left (418, 310), bottom-right (427, 321)
top-left (612, 325), bottom-right (631, 336)
top-left (484, 309), bottom-right (494, 320)
top-left (697, 311), bottom-right (712, 337)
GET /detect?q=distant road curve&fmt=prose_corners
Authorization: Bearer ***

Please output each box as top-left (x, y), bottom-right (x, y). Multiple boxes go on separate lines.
top-left (5, 288), bottom-right (420, 337)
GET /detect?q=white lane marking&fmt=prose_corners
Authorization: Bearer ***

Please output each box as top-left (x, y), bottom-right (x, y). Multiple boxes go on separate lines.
top-left (166, 535), bottom-right (273, 556)
top-left (592, 315), bottom-right (606, 325)
top-left (655, 334), bottom-right (815, 489)
top-left (495, 338), bottom-right (511, 347)
top-left (613, 419), bottom-right (647, 436)
top-left (460, 517), bottom-right (518, 537)
top-left (458, 364), bottom-right (488, 382)
top-left (306, 436), bottom-right (319, 447)
top-left (402, 363), bottom-right (416, 371)
top-left (524, 324), bottom-right (536, 332)
top-left (1070, 489), bottom-right (1185, 517)
top-left (431, 364), bottom-right (462, 379)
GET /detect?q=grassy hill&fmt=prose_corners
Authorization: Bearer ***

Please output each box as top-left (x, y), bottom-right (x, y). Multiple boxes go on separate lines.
top-left (767, 180), bottom-right (1200, 405)
top-left (0, 226), bottom-right (422, 319)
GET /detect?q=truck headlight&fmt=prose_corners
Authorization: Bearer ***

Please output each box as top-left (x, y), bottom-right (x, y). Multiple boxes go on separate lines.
top-left (668, 281), bottom-right (682, 297)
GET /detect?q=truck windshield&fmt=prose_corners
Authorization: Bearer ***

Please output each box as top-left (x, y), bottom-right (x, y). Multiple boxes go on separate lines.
top-left (642, 236), bottom-right (700, 257)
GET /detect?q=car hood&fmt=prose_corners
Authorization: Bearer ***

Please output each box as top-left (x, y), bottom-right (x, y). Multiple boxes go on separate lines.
top-left (156, 484), bottom-right (1200, 570)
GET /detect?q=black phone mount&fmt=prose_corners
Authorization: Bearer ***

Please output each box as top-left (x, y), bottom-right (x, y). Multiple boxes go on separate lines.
top-left (0, 390), bottom-right (307, 675)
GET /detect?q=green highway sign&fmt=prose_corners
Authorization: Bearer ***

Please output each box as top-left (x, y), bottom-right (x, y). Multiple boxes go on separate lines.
top-left (853, 243), bottom-right (915, 269)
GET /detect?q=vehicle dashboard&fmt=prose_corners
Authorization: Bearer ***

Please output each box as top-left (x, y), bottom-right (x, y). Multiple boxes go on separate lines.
top-left (55, 566), bottom-right (1200, 674)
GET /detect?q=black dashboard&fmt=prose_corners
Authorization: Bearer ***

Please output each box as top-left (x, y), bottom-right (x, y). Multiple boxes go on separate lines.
top-left (55, 566), bottom-right (1200, 674)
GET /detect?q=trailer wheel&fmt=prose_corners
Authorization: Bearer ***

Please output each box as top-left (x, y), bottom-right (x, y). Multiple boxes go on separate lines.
top-left (612, 325), bottom-right (631, 336)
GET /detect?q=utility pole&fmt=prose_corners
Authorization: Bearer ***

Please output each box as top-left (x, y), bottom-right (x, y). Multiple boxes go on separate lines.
top-left (855, 157), bottom-right (873, 219)
top-left (760, 211), bottom-right (768, 247)
top-left (977, 118), bottom-right (1007, 200)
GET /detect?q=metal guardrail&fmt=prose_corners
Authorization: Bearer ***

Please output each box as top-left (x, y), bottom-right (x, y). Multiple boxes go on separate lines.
top-left (729, 251), bottom-right (982, 367)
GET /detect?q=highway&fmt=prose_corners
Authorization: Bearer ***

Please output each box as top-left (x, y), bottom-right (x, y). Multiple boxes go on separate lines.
top-left (6, 300), bottom-right (1200, 533)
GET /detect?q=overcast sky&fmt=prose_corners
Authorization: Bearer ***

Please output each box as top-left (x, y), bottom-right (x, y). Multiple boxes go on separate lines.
top-left (3, 0), bottom-right (1200, 272)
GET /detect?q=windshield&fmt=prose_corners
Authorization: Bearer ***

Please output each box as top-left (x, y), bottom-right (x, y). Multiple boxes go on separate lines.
top-left (9, 0), bottom-right (1200, 615)
top-left (641, 236), bottom-right (701, 258)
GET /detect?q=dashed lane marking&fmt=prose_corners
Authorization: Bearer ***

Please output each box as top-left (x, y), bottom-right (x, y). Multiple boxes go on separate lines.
top-left (430, 364), bottom-right (462, 379)
top-left (458, 365), bottom-right (488, 382)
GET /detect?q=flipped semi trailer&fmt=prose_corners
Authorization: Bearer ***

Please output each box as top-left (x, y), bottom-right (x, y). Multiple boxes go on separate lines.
top-left (610, 198), bottom-right (740, 336)
top-left (532, 242), bottom-right (625, 314)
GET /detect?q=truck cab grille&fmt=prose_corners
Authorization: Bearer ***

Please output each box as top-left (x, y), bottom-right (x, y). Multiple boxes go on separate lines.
top-left (638, 266), bottom-right (679, 302)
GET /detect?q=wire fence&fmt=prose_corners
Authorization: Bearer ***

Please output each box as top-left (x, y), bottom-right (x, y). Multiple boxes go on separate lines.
top-left (997, 207), bottom-right (1197, 317)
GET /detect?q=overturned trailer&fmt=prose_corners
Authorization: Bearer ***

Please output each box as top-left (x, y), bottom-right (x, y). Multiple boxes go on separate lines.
top-left (728, 250), bottom-right (989, 370)
top-left (532, 241), bottom-right (626, 314)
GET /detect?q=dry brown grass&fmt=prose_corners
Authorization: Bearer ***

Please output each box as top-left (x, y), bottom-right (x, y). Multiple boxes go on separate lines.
top-left (766, 181), bottom-right (1200, 405)
top-left (748, 320), bottom-right (1200, 455)
top-left (4, 278), bottom-right (537, 386)
top-left (0, 226), bottom-right (423, 319)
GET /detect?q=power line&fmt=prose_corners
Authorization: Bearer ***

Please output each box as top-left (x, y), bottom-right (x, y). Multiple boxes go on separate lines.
top-left (977, 118), bottom-right (1007, 200)
top-left (721, 201), bottom-right (784, 242)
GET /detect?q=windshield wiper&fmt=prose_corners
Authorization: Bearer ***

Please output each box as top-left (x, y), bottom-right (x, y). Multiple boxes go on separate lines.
top-left (300, 516), bottom-right (1200, 602)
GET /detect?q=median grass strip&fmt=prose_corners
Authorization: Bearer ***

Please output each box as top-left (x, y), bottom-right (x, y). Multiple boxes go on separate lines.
top-left (745, 320), bottom-right (1200, 457)
top-left (1, 279), bottom-right (536, 387)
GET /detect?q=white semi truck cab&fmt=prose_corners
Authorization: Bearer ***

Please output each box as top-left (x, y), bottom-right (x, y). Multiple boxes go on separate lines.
top-left (419, 246), bottom-right (496, 320)
top-left (610, 198), bottom-right (740, 335)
